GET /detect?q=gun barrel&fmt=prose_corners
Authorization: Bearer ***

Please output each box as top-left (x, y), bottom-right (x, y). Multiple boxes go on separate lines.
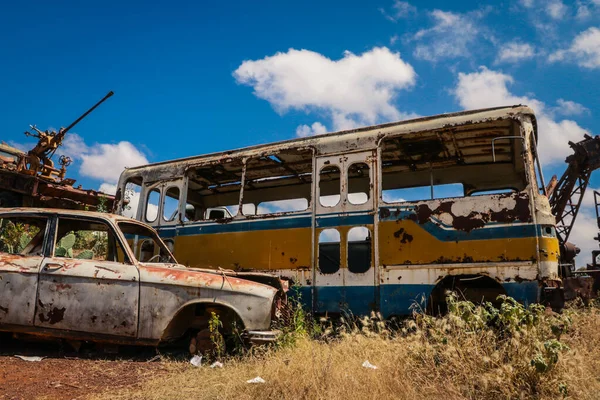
top-left (61, 91), bottom-right (114, 135)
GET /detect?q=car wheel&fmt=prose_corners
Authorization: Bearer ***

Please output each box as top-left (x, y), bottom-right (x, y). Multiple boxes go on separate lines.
top-left (189, 328), bottom-right (226, 357)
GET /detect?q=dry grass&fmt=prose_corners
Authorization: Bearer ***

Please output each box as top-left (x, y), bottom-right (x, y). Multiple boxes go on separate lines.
top-left (91, 300), bottom-right (600, 400)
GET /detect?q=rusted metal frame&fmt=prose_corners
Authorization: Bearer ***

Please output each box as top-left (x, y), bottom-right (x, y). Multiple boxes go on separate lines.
top-left (555, 171), bottom-right (591, 244)
top-left (0, 323), bottom-right (158, 346)
top-left (594, 190), bottom-right (600, 229)
top-left (254, 155), bottom-right (308, 184)
top-left (31, 214), bottom-right (58, 331)
top-left (311, 153), bottom-right (320, 313)
top-left (491, 136), bottom-right (524, 162)
top-left (529, 123), bottom-right (547, 196)
top-left (435, 131), bottom-right (452, 160)
top-left (517, 122), bottom-right (543, 280)
top-left (237, 158), bottom-right (248, 217)
top-left (159, 180), bottom-right (184, 226)
top-left (141, 182), bottom-right (163, 226)
top-left (304, 147), bottom-right (316, 215)
top-left (121, 107), bottom-right (532, 178)
top-left (39, 213), bottom-right (56, 258)
top-left (179, 170), bottom-right (193, 223)
top-left (390, 137), bottom-right (418, 168)
top-left (373, 146), bottom-right (381, 311)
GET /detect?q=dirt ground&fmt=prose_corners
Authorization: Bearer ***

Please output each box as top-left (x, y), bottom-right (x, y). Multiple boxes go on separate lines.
top-left (0, 335), bottom-right (173, 400)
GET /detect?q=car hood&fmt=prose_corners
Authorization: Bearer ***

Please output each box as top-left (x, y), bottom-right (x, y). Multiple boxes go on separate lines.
top-left (137, 262), bottom-right (278, 299)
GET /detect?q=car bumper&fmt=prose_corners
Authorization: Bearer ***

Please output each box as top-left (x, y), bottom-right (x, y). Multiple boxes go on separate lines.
top-left (246, 330), bottom-right (280, 344)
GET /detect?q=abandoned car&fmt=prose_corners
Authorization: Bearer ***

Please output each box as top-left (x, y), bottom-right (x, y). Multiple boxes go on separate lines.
top-left (0, 208), bottom-right (280, 352)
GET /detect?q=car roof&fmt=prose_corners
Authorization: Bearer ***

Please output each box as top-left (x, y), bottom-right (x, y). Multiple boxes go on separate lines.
top-left (0, 207), bottom-right (139, 224)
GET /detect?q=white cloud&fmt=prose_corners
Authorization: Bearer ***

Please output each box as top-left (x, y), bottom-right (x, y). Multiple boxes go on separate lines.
top-left (521, 0), bottom-right (535, 7)
top-left (79, 142), bottom-right (148, 183)
top-left (50, 132), bottom-right (148, 185)
top-left (453, 67), bottom-right (589, 166)
top-left (99, 183), bottom-right (117, 195)
top-left (296, 122), bottom-right (328, 137)
top-left (234, 47), bottom-right (417, 131)
top-left (554, 98), bottom-right (590, 116)
top-left (61, 133), bottom-right (89, 156)
top-left (549, 27), bottom-right (600, 69)
top-left (576, 4), bottom-right (591, 19)
top-left (546, 0), bottom-right (568, 19)
top-left (412, 9), bottom-right (486, 62)
top-left (569, 208), bottom-right (599, 266)
top-left (379, 1), bottom-right (417, 22)
top-left (495, 42), bottom-right (535, 64)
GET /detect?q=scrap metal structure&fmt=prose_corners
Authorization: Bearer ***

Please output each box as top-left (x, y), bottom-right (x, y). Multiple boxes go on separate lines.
top-left (545, 135), bottom-right (600, 299)
top-left (0, 92), bottom-right (115, 211)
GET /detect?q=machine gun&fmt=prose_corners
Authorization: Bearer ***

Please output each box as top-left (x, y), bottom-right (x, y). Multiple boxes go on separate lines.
top-left (24, 91), bottom-right (114, 180)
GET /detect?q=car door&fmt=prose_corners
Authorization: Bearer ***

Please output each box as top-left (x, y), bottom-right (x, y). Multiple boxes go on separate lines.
top-left (35, 215), bottom-right (140, 337)
top-left (0, 214), bottom-right (49, 326)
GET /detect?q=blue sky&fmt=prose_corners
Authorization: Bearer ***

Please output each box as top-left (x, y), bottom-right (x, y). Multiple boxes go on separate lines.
top-left (2, 0), bottom-right (600, 262)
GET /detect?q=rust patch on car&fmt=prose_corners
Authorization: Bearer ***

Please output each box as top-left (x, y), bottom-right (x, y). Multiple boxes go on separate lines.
top-left (38, 307), bottom-right (66, 324)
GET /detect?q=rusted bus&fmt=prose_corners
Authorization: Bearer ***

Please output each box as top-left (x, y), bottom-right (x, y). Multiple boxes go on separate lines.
top-left (0, 208), bottom-right (279, 348)
top-left (116, 105), bottom-right (562, 316)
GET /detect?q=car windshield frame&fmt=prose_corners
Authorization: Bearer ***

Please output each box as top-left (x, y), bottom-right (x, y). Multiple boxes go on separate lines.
top-left (117, 221), bottom-right (177, 264)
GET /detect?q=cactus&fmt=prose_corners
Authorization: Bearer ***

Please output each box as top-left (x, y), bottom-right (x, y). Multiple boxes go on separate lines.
top-left (60, 233), bottom-right (76, 249)
top-left (76, 250), bottom-right (94, 259)
top-left (16, 233), bottom-right (30, 253)
top-left (56, 233), bottom-right (76, 258)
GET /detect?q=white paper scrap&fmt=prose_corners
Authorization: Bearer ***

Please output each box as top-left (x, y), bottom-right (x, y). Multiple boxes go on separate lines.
top-left (15, 355), bottom-right (44, 362)
top-left (246, 376), bottom-right (266, 384)
top-left (190, 355), bottom-right (203, 367)
top-left (362, 360), bottom-right (378, 369)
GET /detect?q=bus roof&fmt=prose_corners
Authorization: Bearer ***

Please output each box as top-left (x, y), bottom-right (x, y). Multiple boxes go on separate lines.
top-left (124, 104), bottom-right (537, 174)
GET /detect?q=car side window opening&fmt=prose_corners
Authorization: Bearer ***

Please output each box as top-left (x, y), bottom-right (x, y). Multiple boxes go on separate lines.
top-left (318, 229), bottom-right (341, 274)
top-left (118, 222), bottom-right (175, 263)
top-left (380, 128), bottom-right (528, 203)
top-left (54, 218), bottom-right (128, 263)
top-left (347, 226), bottom-right (371, 274)
top-left (0, 216), bottom-right (48, 256)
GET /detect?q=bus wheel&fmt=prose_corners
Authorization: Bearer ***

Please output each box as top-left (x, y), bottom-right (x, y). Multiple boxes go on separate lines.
top-left (428, 275), bottom-right (506, 315)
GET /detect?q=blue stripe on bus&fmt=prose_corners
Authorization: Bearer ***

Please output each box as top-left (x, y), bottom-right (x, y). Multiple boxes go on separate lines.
top-left (155, 212), bottom-right (543, 242)
top-left (315, 214), bottom-right (374, 228)
top-left (292, 282), bottom-right (540, 317)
